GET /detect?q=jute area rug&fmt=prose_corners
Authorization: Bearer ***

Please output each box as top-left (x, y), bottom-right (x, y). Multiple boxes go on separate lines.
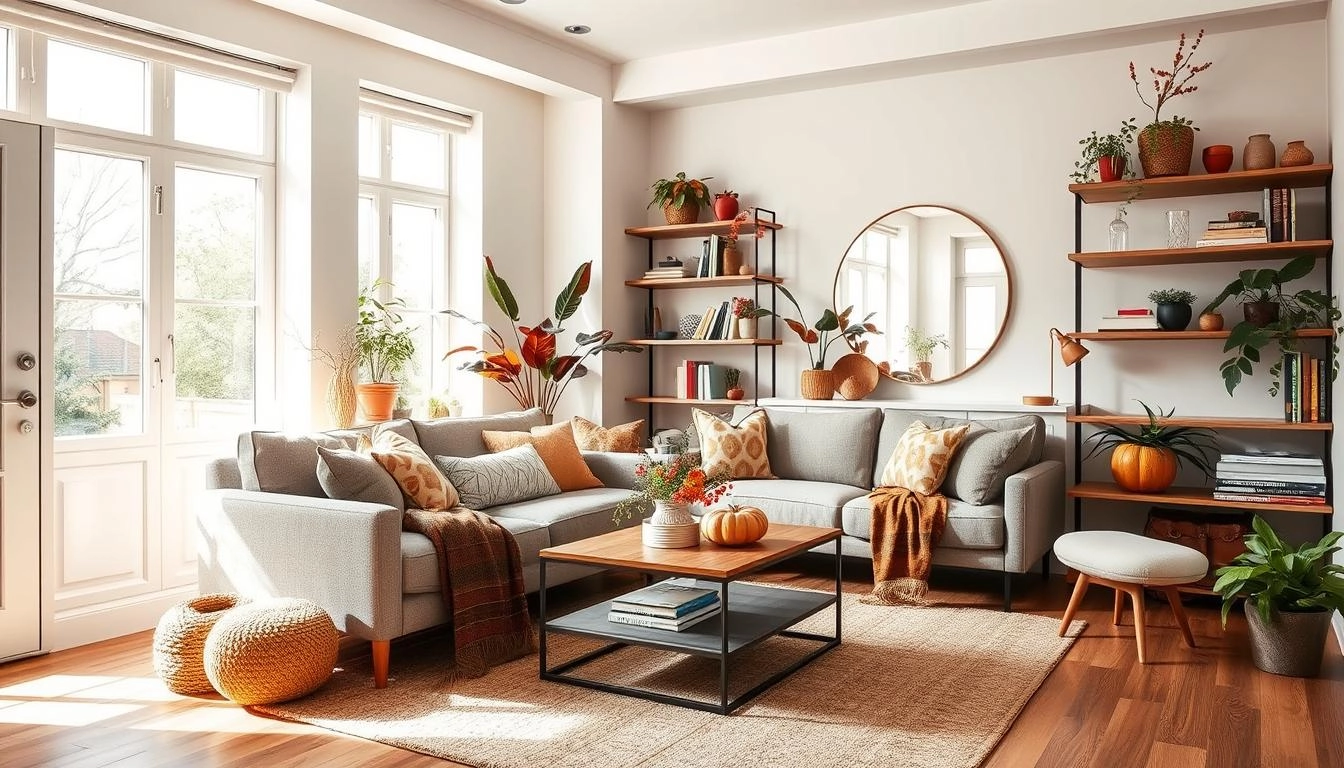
top-left (258, 592), bottom-right (1086, 768)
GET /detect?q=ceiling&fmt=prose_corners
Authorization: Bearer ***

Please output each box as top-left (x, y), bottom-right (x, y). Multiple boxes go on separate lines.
top-left (441, 0), bottom-right (985, 62)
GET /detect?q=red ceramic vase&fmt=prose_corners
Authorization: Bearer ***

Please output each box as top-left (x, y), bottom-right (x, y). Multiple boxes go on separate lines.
top-left (1202, 144), bottom-right (1235, 174)
top-left (1097, 156), bottom-right (1125, 183)
top-left (713, 193), bottom-right (739, 221)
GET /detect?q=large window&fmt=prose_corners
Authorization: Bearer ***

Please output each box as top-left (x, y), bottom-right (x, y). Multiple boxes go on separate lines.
top-left (838, 225), bottom-right (909, 371)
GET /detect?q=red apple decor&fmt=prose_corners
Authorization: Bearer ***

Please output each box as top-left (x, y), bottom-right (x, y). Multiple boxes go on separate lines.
top-left (713, 191), bottom-right (739, 221)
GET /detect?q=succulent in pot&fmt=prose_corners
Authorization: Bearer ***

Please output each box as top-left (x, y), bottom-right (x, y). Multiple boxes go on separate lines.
top-left (1147, 288), bottom-right (1197, 331)
top-left (1082, 401), bottom-right (1217, 492)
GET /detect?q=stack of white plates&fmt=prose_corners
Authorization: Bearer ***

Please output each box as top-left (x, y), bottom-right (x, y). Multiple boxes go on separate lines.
top-left (642, 519), bottom-right (700, 549)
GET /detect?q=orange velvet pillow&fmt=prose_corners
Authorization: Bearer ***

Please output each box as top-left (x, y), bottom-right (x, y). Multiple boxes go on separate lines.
top-left (571, 416), bottom-right (644, 454)
top-left (481, 422), bottom-right (604, 492)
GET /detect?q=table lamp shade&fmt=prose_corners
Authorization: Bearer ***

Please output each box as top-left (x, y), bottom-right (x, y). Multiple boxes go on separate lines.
top-left (1022, 328), bottom-right (1089, 406)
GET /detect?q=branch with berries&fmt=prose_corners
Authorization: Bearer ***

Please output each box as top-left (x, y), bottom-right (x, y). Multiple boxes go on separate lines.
top-left (1130, 29), bottom-right (1212, 124)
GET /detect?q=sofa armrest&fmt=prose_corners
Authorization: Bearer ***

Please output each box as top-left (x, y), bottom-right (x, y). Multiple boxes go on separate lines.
top-left (582, 451), bottom-right (645, 490)
top-left (195, 489), bottom-right (404, 640)
top-left (205, 457), bottom-right (242, 490)
top-left (1001, 460), bottom-right (1064, 574)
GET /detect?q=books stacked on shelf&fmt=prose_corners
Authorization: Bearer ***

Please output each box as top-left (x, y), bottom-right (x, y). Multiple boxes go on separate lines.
top-left (1195, 218), bottom-right (1268, 248)
top-left (1097, 307), bottom-right (1160, 331)
top-left (690, 300), bottom-right (737, 340)
top-left (1282, 351), bottom-right (1330, 423)
top-left (607, 578), bottom-right (721, 631)
top-left (1260, 188), bottom-right (1298, 243)
top-left (642, 258), bottom-right (692, 280)
top-left (675, 360), bottom-right (728, 400)
top-left (1213, 451), bottom-right (1326, 506)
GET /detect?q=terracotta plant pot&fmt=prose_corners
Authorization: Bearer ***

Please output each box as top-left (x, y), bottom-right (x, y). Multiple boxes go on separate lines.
top-left (1198, 312), bottom-right (1225, 331)
top-left (1244, 602), bottom-right (1333, 677)
top-left (662, 201), bottom-right (699, 225)
top-left (1138, 123), bottom-right (1195, 178)
top-left (1243, 134), bottom-right (1276, 171)
top-left (1280, 140), bottom-right (1315, 168)
top-left (1155, 302), bottom-right (1192, 331)
top-left (1201, 144), bottom-right (1234, 174)
top-left (799, 368), bottom-right (835, 400)
top-left (356, 382), bottom-right (399, 422)
top-left (1243, 300), bottom-right (1280, 328)
top-left (713, 193), bottom-right (739, 221)
top-left (1097, 155), bottom-right (1126, 183)
top-left (912, 361), bottom-right (933, 382)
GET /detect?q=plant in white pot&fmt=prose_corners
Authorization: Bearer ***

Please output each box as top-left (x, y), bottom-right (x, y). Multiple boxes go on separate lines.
top-left (1213, 515), bottom-right (1344, 677)
top-left (354, 281), bottom-right (416, 422)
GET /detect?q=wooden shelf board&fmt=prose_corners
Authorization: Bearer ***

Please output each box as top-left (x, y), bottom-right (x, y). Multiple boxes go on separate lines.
top-left (625, 338), bottom-right (782, 346)
top-left (1069, 164), bottom-right (1333, 203)
top-left (1068, 482), bottom-right (1332, 514)
top-left (1069, 240), bottom-right (1331, 269)
top-left (1068, 411), bottom-right (1331, 431)
top-left (626, 396), bottom-right (748, 406)
top-left (625, 220), bottom-right (785, 240)
top-left (1072, 328), bottom-right (1335, 341)
top-left (625, 275), bottom-right (783, 289)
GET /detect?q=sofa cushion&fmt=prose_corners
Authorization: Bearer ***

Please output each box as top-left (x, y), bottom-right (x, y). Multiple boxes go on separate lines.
top-left (694, 408), bottom-right (773, 479)
top-left (842, 495), bottom-right (1005, 550)
top-left (371, 431), bottom-right (459, 511)
top-left (481, 423), bottom-right (603, 492)
top-left (433, 444), bottom-right (560, 510)
top-left (488, 488), bottom-right (635, 546)
top-left (400, 516), bottom-right (549, 595)
top-left (944, 425), bottom-right (1034, 505)
top-left (725, 479), bottom-right (866, 528)
top-left (238, 430), bottom-right (361, 497)
top-left (734, 406), bottom-right (881, 487)
top-left (878, 421), bottom-right (971, 494)
top-left (411, 408), bottom-right (548, 459)
top-left (871, 410), bottom-right (1045, 495)
top-left (571, 416), bottom-right (644, 453)
top-left (316, 445), bottom-right (405, 511)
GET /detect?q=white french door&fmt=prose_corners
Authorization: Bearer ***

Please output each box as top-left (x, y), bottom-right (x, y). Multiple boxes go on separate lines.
top-left (0, 119), bottom-right (49, 661)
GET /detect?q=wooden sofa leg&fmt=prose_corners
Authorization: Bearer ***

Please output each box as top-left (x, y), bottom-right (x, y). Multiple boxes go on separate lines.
top-left (1002, 571), bottom-right (1013, 612)
top-left (372, 640), bottom-right (390, 689)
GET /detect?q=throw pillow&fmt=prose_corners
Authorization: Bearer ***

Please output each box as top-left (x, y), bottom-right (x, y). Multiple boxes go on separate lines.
top-left (237, 431), bottom-right (359, 497)
top-left (571, 416), bottom-right (644, 453)
top-left (315, 445), bottom-right (405, 511)
top-left (878, 420), bottom-right (971, 495)
top-left (370, 431), bottom-right (460, 510)
top-left (433, 444), bottom-right (561, 510)
top-left (481, 422), bottom-right (603, 491)
top-left (693, 408), bottom-right (774, 479)
top-left (942, 425), bottom-right (1035, 505)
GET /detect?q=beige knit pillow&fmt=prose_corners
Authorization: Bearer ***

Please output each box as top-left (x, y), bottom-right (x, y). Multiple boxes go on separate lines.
top-left (370, 431), bottom-right (460, 510)
top-left (693, 408), bottom-right (773, 479)
top-left (878, 420), bottom-right (971, 495)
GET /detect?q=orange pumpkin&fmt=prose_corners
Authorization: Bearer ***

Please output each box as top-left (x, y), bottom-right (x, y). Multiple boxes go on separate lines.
top-left (1110, 444), bottom-right (1178, 492)
top-left (700, 504), bottom-right (769, 546)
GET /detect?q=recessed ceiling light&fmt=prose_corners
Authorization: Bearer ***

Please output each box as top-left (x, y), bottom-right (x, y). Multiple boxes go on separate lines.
top-left (563, 24), bottom-right (591, 34)
top-left (499, 0), bottom-right (526, 4)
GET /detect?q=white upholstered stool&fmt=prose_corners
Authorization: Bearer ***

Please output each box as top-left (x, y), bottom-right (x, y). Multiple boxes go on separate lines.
top-left (1054, 530), bottom-right (1208, 664)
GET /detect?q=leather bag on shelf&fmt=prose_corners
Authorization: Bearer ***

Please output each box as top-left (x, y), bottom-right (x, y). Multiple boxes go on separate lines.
top-left (1143, 507), bottom-right (1252, 588)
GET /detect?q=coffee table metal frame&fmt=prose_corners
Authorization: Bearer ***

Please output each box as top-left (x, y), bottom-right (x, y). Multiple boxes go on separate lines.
top-left (538, 526), bottom-right (841, 715)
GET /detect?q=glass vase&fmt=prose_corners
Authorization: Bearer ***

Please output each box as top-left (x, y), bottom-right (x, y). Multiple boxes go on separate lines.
top-left (1166, 210), bottom-right (1191, 249)
top-left (1107, 208), bottom-right (1128, 251)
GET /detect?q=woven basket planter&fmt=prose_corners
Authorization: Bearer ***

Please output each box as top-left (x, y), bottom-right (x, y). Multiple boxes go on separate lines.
top-left (800, 368), bottom-right (835, 400)
top-left (1138, 124), bottom-right (1194, 178)
top-left (662, 201), bottom-right (700, 225)
top-left (204, 597), bottom-right (339, 705)
top-left (153, 593), bottom-right (247, 695)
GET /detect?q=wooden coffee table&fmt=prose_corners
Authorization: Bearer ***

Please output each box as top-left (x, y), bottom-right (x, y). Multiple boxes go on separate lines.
top-left (538, 522), bottom-right (841, 715)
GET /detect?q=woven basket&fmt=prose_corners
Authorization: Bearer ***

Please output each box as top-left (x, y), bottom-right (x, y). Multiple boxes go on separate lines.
top-left (1138, 124), bottom-right (1194, 178)
top-left (204, 597), bottom-right (339, 706)
top-left (800, 368), bottom-right (835, 400)
top-left (830, 353), bottom-right (879, 400)
top-left (153, 593), bottom-right (246, 695)
top-left (663, 201), bottom-right (700, 225)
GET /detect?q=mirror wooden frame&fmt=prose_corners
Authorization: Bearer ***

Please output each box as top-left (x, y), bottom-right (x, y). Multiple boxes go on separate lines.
top-left (832, 204), bottom-right (1014, 385)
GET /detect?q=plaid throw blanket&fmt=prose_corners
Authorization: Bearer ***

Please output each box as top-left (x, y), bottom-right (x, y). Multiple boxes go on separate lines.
top-left (402, 507), bottom-right (535, 678)
top-left (863, 486), bottom-right (949, 606)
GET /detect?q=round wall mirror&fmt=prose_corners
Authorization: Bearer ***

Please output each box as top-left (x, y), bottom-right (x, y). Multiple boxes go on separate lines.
top-left (833, 205), bottom-right (1012, 385)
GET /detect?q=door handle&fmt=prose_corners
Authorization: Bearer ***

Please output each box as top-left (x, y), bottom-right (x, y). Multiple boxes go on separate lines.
top-left (0, 390), bottom-right (37, 408)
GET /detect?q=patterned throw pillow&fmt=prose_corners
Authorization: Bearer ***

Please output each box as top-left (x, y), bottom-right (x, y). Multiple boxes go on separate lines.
top-left (480, 422), bottom-right (604, 492)
top-left (693, 408), bottom-right (773, 479)
top-left (571, 416), bottom-right (644, 453)
top-left (879, 420), bottom-right (972, 495)
top-left (370, 431), bottom-right (460, 510)
top-left (433, 444), bottom-right (561, 510)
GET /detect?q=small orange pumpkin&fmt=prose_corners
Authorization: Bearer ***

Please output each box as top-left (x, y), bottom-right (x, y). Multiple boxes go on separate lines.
top-left (700, 504), bottom-right (769, 546)
top-left (1110, 443), bottom-right (1178, 492)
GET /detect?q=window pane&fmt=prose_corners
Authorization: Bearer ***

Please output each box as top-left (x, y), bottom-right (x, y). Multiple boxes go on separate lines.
top-left (54, 150), bottom-right (145, 298)
top-left (962, 246), bottom-right (1003, 275)
top-left (173, 305), bottom-right (255, 432)
top-left (175, 167), bottom-right (257, 301)
top-left (47, 40), bottom-right (147, 134)
top-left (358, 113), bottom-right (379, 177)
top-left (389, 122), bottom-right (444, 188)
top-left (357, 195), bottom-right (377, 290)
top-left (0, 28), bottom-right (10, 110)
top-left (174, 70), bottom-right (262, 154)
top-left (391, 201), bottom-right (437, 309)
top-left (55, 300), bottom-right (143, 437)
top-left (963, 284), bottom-right (998, 363)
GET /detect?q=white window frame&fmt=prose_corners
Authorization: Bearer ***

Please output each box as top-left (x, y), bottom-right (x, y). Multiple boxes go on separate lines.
top-left (952, 236), bottom-right (1007, 371)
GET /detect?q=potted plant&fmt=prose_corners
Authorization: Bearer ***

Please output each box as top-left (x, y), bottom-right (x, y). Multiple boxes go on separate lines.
top-left (648, 171), bottom-right (714, 225)
top-left (392, 394), bottom-right (412, 420)
top-left (1071, 119), bottom-right (1138, 183)
top-left (443, 258), bottom-right (642, 422)
top-left (613, 453), bottom-right (733, 547)
top-left (353, 281), bottom-right (416, 422)
top-left (1130, 29), bottom-right (1212, 177)
top-left (724, 368), bottom-right (744, 401)
top-left (905, 326), bottom-right (949, 382)
top-left (723, 208), bottom-right (768, 275)
top-left (774, 286), bottom-right (879, 400)
top-left (1213, 516), bottom-right (1344, 677)
top-left (1148, 288), bottom-right (1197, 331)
top-left (1082, 401), bottom-right (1216, 492)
top-left (1200, 254), bottom-right (1343, 395)
top-left (732, 297), bottom-right (770, 339)
top-left (713, 190), bottom-right (739, 221)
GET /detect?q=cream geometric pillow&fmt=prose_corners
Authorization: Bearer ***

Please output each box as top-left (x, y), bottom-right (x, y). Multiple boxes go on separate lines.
top-left (692, 408), bottom-right (774, 479)
top-left (878, 420), bottom-right (971, 495)
top-left (370, 430), bottom-right (460, 511)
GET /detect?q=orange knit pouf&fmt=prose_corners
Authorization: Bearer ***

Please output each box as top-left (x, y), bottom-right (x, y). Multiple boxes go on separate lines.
top-left (153, 593), bottom-right (247, 695)
top-left (203, 597), bottom-right (338, 706)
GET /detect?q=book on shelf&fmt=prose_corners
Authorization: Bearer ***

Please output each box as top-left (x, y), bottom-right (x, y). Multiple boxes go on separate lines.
top-left (1216, 469), bottom-right (1327, 485)
top-left (1219, 450), bottom-right (1324, 466)
top-left (1215, 477), bottom-right (1326, 492)
top-left (1216, 459), bottom-right (1325, 476)
top-left (1214, 484), bottom-right (1325, 498)
top-left (607, 602), bottom-right (722, 631)
top-left (1114, 308), bottom-right (1154, 316)
top-left (611, 578), bottom-right (719, 613)
top-left (1200, 228), bottom-right (1268, 240)
top-left (1211, 492), bottom-right (1327, 506)
top-left (1195, 236), bottom-right (1268, 247)
top-left (1261, 187), bottom-right (1298, 243)
top-left (1281, 352), bottom-right (1329, 423)
top-left (1207, 219), bottom-right (1266, 230)
top-left (1096, 314), bottom-right (1161, 330)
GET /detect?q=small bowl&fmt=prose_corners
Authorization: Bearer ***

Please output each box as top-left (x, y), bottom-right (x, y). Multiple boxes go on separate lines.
top-left (1202, 144), bottom-right (1234, 174)
top-left (654, 330), bottom-right (678, 340)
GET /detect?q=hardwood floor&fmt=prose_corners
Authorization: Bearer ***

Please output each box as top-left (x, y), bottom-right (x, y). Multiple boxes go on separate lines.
top-left (2, 559), bottom-right (1341, 767)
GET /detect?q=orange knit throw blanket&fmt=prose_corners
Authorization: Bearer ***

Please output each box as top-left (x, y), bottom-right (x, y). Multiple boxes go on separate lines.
top-left (863, 486), bottom-right (949, 606)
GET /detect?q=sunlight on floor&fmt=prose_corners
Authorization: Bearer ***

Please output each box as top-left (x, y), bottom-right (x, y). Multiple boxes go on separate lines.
top-left (138, 707), bottom-right (315, 734)
top-left (0, 700), bottom-right (143, 726)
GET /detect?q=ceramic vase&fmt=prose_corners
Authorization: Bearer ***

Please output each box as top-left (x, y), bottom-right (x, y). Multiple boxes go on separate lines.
top-left (650, 500), bottom-right (695, 527)
top-left (913, 361), bottom-right (933, 382)
top-left (1198, 312), bottom-right (1224, 331)
top-left (1280, 140), bottom-right (1315, 168)
top-left (723, 244), bottom-right (742, 276)
top-left (643, 500), bottom-right (700, 548)
top-left (1155, 302), bottom-right (1192, 331)
top-left (1243, 134), bottom-right (1276, 171)
top-left (713, 193), bottom-right (739, 221)
top-left (737, 317), bottom-right (757, 339)
top-left (1201, 144), bottom-right (1234, 174)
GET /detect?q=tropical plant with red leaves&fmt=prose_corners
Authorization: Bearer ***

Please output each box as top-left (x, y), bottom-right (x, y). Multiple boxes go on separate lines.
top-left (1129, 29), bottom-right (1211, 127)
top-left (774, 285), bottom-right (880, 370)
top-left (648, 171), bottom-right (714, 212)
top-left (443, 258), bottom-right (641, 418)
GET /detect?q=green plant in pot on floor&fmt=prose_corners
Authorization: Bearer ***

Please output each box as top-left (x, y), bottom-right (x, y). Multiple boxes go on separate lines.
top-left (1082, 401), bottom-right (1216, 493)
top-left (1200, 254), bottom-right (1343, 395)
top-left (773, 285), bottom-right (879, 400)
top-left (1148, 288), bottom-right (1197, 331)
top-left (1071, 118), bottom-right (1138, 183)
top-left (1213, 515), bottom-right (1344, 677)
top-left (1130, 29), bottom-right (1212, 177)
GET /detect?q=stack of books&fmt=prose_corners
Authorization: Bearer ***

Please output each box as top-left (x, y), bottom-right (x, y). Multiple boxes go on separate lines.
top-left (1282, 351), bottom-right (1329, 423)
top-left (675, 360), bottom-right (727, 400)
top-left (690, 300), bottom-right (736, 339)
top-left (607, 578), bottom-right (722, 631)
top-left (1262, 188), bottom-right (1299, 243)
top-left (1213, 451), bottom-right (1326, 506)
top-left (642, 258), bottom-right (689, 280)
top-left (1097, 307), bottom-right (1160, 331)
top-left (1196, 218), bottom-right (1268, 248)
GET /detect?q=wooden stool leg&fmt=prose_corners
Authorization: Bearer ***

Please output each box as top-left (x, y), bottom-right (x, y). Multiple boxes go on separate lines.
top-left (1163, 587), bottom-right (1197, 648)
top-left (372, 639), bottom-right (391, 689)
top-left (1112, 588), bottom-right (1125, 626)
top-left (1059, 573), bottom-right (1091, 636)
top-left (1129, 586), bottom-right (1148, 664)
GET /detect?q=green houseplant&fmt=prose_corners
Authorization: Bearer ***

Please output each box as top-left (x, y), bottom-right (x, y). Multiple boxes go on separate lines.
top-left (1148, 287), bottom-right (1197, 331)
top-left (773, 285), bottom-right (879, 399)
top-left (648, 171), bottom-right (714, 225)
top-left (1082, 401), bottom-right (1216, 493)
top-left (1213, 515), bottom-right (1344, 677)
top-left (1130, 29), bottom-right (1211, 177)
top-left (904, 326), bottom-right (949, 382)
top-left (354, 281), bottom-right (416, 421)
top-left (1200, 254), bottom-right (1343, 395)
top-left (1071, 119), bottom-right (1138, 183)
